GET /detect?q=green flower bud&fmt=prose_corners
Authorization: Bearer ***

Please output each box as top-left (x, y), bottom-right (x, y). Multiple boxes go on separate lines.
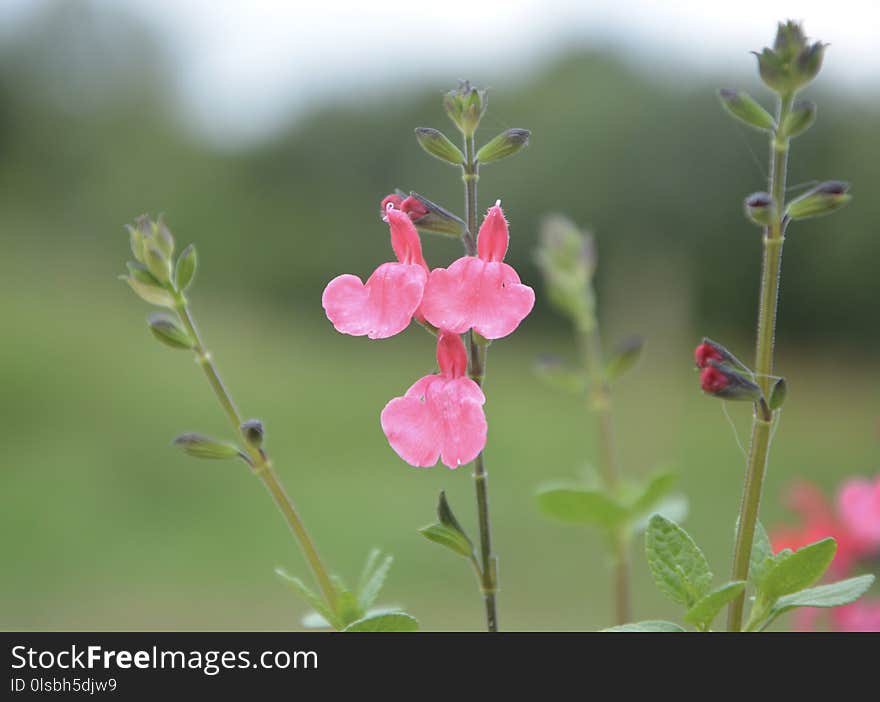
top-left (175, 243), bottom-right (198, 291)
top-left (148, 312), bottom-right (193, 350)
top-left (153, 215), bottom-right (175, 259)
top-left (476, 128), bottom-right (531, 164)
top-left (127, 224), bottom-right (145, 263)
top-left (754, 22), bottom-right (826, 94)
top-left (404, 192), bottom-right (466, 238)
top-left (718, 89), bottom-right (775, 131)
top-left (144, 243), bottom-right (172, 285)
top-left (768, 377), bottom-right (787, 411)
top-left (786, 181), bottom-right (852, 220)
top-left (173, 433), bottom-right (243, 461)
top-left (122, 271), bottom-right (175, 308)
top-left (414, 127), bottom-right (464, 165)
top-left (443, 80), bottom-right (488, 137)
top-left (241, 419), bottom-right (264, 448)
top-left (780, 100), bottom-right (816, 138)
top-left (744, 192), bottom-right (776, 226)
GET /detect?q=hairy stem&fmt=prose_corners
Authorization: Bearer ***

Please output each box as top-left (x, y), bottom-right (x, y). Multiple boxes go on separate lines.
top-left (174, 298), bottom-right (338, 613)
top-left (579, 324), bottom-right (631, 625)
top-left (727, 93), bottom-right (793, 632)
top-left (462, 132), bottom-right (499, 632)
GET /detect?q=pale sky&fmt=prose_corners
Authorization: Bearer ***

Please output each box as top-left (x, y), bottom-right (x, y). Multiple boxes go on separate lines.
top-left (3, 0), bottom-right (878, 144)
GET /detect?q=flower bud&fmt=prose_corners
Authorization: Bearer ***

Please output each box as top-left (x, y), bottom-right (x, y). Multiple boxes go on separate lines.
top-left (443, 80), bottom-right (488, 137)
top-left (785, 181), bottom-right (851, 220)
top-left (241, 419), bottom-right (264, 448)
top-left (128, 224), bottom-right (145, 263)
top-left (694, 337), bottom-right (748, 372)
top-left (153, 215), bottom-right (175, 259)
top-left (175, 243), bottom-right (198, 292)
top-left (744, 192), bottom-right (776, 226)
top-left (718, 89), bottom-right (775, 132)
top-left (144, 243), bottom-right (172, 284)
top-left (754, 22), bottom-right (826, 94)
top-left (781, 100), bottom-right (816, 138)
top-left (122, 264), bottom-right (175, 308)
top-left (414, 127), bottom-right (464, 166)
top-left (768, 377), bottom-right (788, 410)
top-left (148, 312), bottom-right (193, 349)
top-left (173, 433), bottom-right (243, 461)
top-left (380, 193), bottom-right (404, 213)
top-left (700, 363), bottom-right (762, 402)
top-left (401, 191), bottom-right (465, 238)
top-left (476, 128), bottom-right (531, 165)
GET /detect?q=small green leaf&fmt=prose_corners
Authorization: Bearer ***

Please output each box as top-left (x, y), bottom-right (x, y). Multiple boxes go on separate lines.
top-left (645, 514), bottom-right (712, 607)
top-left (343, 611), bottom-right (419, 632)
top-left (172, 433), bottom-right (242, 461)
top-left (276, 568), bottom-right (341, 630)
top-left (628, 472), bottom-right (676, 517)
top-left (684, 581), bottom-right (747, 629)
top-left (605, 336), bottom-right (644, 383)
top-left (148, 312), bottom-right (194, 350)
top-left (602, 620), bottom-right (687, 632)
top-left (536, 484), bottom-right (628, 528)
top-left (760, 574), bottom-right (875, 630)
top-left (418, 523), bottom-right (474, 558)
top-left (748, 520), bottom-right (774, 586)
top-left (175, 243), bottom-right (198, 291)
top-left (357, 554), bottom-right (393, 613)
top-left (759, 537), bottom-right (837, 601)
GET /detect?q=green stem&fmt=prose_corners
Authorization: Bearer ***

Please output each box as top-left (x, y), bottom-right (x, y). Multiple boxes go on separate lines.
top-left (462, 133), bottom-right (499, 632)
top-left (174, 298), bottom-right (338, 613)
top-left (726, 93), bottom-right (793, 632)
top-left (578, 324), bottom-right (631, 625)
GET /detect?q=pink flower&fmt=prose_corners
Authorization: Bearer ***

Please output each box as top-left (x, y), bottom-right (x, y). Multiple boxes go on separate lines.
top-left (420, 202), bottom-right (535, 339)
top-left (837, 475), bottom-right (880, 550)
top-left (831, 600), bottom-right (880, 632)
top-left (380, 331), bottom-right (487, 469)
top-left (322, 206), bottom-right (429, 339)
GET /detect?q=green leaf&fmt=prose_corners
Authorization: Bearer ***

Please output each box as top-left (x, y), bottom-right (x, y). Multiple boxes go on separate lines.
top-left (276, 568), bottom-right (340, 630)
top-left (342, 612), bottom-right (419, 632)
top-left (684, 581), bottom-right (747, 629)
top-left (759, 537), bottom-right (837, 601)
top-left (628, 472), bottom-right (676, 517)
top-left (602, 620), bottom-right (687, 632)
top-left (760, 575), bottom-right (875, 631)
top-left (357, 554), bottom-right (393, 612)
top-left (175, 243), bottom-right (198, 291)
top-left (645, 514), bottom-right (712, 607)
top-left (330, 576), bottom-right (362, 627)
top-left (748, 520), bottom-right (774, 586)
top-left (605, 336), bottom-right (644, 383)
top-left (632, 494), bottom-right (689, 533)
top-left (418, 523), bottom-right (474, 558)
top-left (536, 484), bottom-right (629, 528)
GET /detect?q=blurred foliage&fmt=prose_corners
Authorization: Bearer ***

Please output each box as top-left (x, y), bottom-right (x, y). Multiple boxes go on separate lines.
top-left (2, 2), bottom-right (878, 345)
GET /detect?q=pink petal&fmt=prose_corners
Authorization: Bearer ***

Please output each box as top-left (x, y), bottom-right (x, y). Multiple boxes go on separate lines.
top-left (831, 600), bottom-right (880, 632)
top-left (322, 262), bottom-right (426, 339)
top-left (477, 202), bottom-right (509, 262)
top-left (436, 331), bottom-right (468, 379)
top-left (380, 375), bottom-right (486, 469)
top-left (838, 476), bottom-right (880, 547)
top-left (385, 207), bottom-right (428, 270)
top-left (421, 257), bottom-right (535, 339)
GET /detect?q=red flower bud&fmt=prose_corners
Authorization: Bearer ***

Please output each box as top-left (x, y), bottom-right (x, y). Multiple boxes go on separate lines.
top-left (401, 195), bottom-right (430, 221)
top-left (694, 342), bottom-right (724, 369)
top-left (700, 366), bottom-right (730, 394)
top-left (381, 194), bottom-right (404, 213)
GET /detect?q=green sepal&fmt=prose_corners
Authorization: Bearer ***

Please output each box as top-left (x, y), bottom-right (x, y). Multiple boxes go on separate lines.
top-left (780, 100), bottom-right (816, 138)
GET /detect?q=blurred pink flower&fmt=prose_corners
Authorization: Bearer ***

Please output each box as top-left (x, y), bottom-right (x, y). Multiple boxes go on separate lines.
top-left (420, 202), bottom-right (534, 339)
top-left (838, 475), bottom-right (880, 550)
top-left (322, 206), bottom-right (429, 339)
top-left (380, 331), bottom-right (487, 469)
top-left (831, 600), bottom-right (880, 632)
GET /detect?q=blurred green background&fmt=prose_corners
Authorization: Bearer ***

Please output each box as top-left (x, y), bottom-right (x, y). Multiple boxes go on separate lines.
top-left (1, 3), bottom-right (877, 631)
